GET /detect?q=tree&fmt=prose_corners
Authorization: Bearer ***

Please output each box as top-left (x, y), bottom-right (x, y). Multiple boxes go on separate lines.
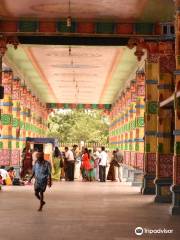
top-left (48, 110), bottom-right (109, 144)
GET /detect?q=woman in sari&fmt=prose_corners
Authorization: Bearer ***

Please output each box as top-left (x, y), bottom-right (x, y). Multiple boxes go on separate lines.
top-left (81, 148), bottom-right (92, 181)
top-left (88, 149), bottom-right (95, 181)
top-left (20, 144), bottom-right (33, 179)
top-left (107, 150), bottom-right (116, 181)
top-left (52, 147), bottom-right (62, 180)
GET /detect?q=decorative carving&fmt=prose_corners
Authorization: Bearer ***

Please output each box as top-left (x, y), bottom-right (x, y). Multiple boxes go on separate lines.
top-left (136, 153), bottom-right (144, 170)
top-left (146, 153), bottom-right (156, 174)
top-left (128, 38), bottom-right (146, 61)
top-left (0, 35), bottom-right (19, 56)
top-left (0, 149), bottom-right (11, 165)
top-left (128, 39), bottom-right (174, 66)
top-left (158, 154), bottom-right (173, 178)
top-left (160, 55), bottom-right (176, 74)
top-left (130, 151), bottom-right (136, 167)
top-left (11, 149), bottom-right (20, 165)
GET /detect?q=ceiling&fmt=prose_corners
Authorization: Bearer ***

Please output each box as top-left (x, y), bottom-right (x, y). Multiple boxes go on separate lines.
top-left (0, 0), bottom-right (174, 22)
top-left (1, 0), bottom-right (174, 107)
top-left (5, 45), bottom-right (139, 104)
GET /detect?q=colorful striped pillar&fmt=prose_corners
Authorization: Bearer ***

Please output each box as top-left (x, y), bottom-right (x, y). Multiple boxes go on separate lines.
top-left (119, 100), bottom-right (123, 151)
top-left (28, 92), bottom-right (34, 138)
top-left (130, 80), bottom-right (137, 168)
top-left (11, 76), bottom-right (21, 166)
top-left (25, 90), bottom-right (32, 138)
top-left (121, 93), bottom-right (126, 161)
top-left (142, 42), bottom-right (159, 195)
top-left (170, 4), bottom-right (180, 215)
top-left (31, 96), bottom-right (37, 138)
top-left (155, 41), bottom-right (175, 203)
top-left (19, 85), bottom-right (27, 150)
top-left (135, 71), bottom-right (145, 171)
top-left (0, 67), bottom-right (13, 166)
top-left (36, 100), bottom-right (41, 137)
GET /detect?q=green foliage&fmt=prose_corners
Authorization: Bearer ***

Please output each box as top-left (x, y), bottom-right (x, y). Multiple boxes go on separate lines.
top-left (48, 110), bottom-right (109, 144)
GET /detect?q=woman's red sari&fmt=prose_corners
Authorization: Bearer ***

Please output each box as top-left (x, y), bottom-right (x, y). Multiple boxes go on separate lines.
top-left (82, 153), bottom-right (92, 170)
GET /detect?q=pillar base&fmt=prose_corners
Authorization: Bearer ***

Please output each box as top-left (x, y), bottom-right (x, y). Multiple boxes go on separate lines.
top-left (169, 185), bottom-right (180, 215)
top-left (119, 165), bottom-right (143, 186)
top-left (154, 178), bottom-right (172, 203)
top-left (130, 169), bottom-right (143, 187)
top-left (141, 174), bottom-right (155, 195)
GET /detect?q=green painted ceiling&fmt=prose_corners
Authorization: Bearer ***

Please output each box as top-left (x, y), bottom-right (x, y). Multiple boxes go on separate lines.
top-left (5, 45), bottom-right (140, 105)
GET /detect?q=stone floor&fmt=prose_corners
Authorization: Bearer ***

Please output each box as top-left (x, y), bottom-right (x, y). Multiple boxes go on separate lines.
top-left (0, 181), bottom-right (180, 240)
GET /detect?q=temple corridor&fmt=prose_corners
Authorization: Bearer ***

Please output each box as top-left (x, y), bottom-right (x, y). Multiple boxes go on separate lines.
top-left (0, 182), bottom-right (179, 240)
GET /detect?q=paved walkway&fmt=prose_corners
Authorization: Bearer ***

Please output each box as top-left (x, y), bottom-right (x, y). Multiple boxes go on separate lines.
top-left (0, 181), bottom-right (180, 240)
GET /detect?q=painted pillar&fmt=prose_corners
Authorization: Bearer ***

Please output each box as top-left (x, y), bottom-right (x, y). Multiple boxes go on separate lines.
top-left (25, 90), bottom-right (32, 138)
top-left (36, 99), bottom-right (41, 138)
top-left (135, 70), bottom-right (145, 170)
top-left (31, 96), bottom-right (37, 138)
top-left (130, 80), bottom-right (137, 168)
top-left (121, 93), bottom-right (126, 163)
top-left (19, 85), bottom-right (27, 151)
top-left (119, 100), bottom-right (123, 151)
top-left (155, 41), bottom-right (175, 203)
top-left (11, 76), bottom-right (21, 166)
top-left (28, 92), bottom-right (34, 138)
top-left (0, 67), bottom-right (13, 166)
top-left (142, 42), bottom-right (159, 195)
top-left (126, 87), bottom-right (131, 166)
top-left (170, 3), bottom-right (180, 215)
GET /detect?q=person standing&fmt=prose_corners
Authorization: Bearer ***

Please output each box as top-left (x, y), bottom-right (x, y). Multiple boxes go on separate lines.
top-left (81, 148), bottom-right (91, 181)
top-left (65, 147), bottom-right (75, 181)
top-left (107, 151), bottom-right (116, 181)
top-left (93, 148), bottom-right (100, 181)
top-left (72, 145), bottom-right (81, 179)
top-left (29, 152), bottom-right (52, 211)
top-left (99, 146), bottom-right (108, 182)
top-left (115, 148), bottom-right (123, 181)
top-left (20, 143), bottom-right (33, 179)
top-left (52, 146), bottom-right (61, 180)
top-left (88, 149), bottom-right (95, 181)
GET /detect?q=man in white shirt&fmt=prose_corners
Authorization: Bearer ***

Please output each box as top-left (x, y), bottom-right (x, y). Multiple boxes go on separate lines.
top-left (65, 147), bottom-right (75, 181)
top-left (93, 148), bottom-right (100, 181)
top-left (99, 146), bottom-right (108, 182)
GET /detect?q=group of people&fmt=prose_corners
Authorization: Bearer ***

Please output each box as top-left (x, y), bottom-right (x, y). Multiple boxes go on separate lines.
top-left (52, 145), bottom-right (123, 183)
top-left (0, 166), bottom-right (16, 186)
top-left (0, 146), bottom-right (123, 212)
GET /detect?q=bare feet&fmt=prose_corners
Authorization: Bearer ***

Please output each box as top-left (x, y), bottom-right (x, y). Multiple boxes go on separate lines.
top-left (38, 201), bottom-right (46, 211)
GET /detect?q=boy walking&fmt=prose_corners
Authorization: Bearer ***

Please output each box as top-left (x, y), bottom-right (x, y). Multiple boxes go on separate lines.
top-left (29, 152), bottom-right (52, 211)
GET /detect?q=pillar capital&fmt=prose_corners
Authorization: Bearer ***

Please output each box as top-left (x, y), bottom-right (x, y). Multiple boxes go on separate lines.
top-left (128, 38), bottom-right (175, 63)
top-left (0, 35), bottom-right (19, 56)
